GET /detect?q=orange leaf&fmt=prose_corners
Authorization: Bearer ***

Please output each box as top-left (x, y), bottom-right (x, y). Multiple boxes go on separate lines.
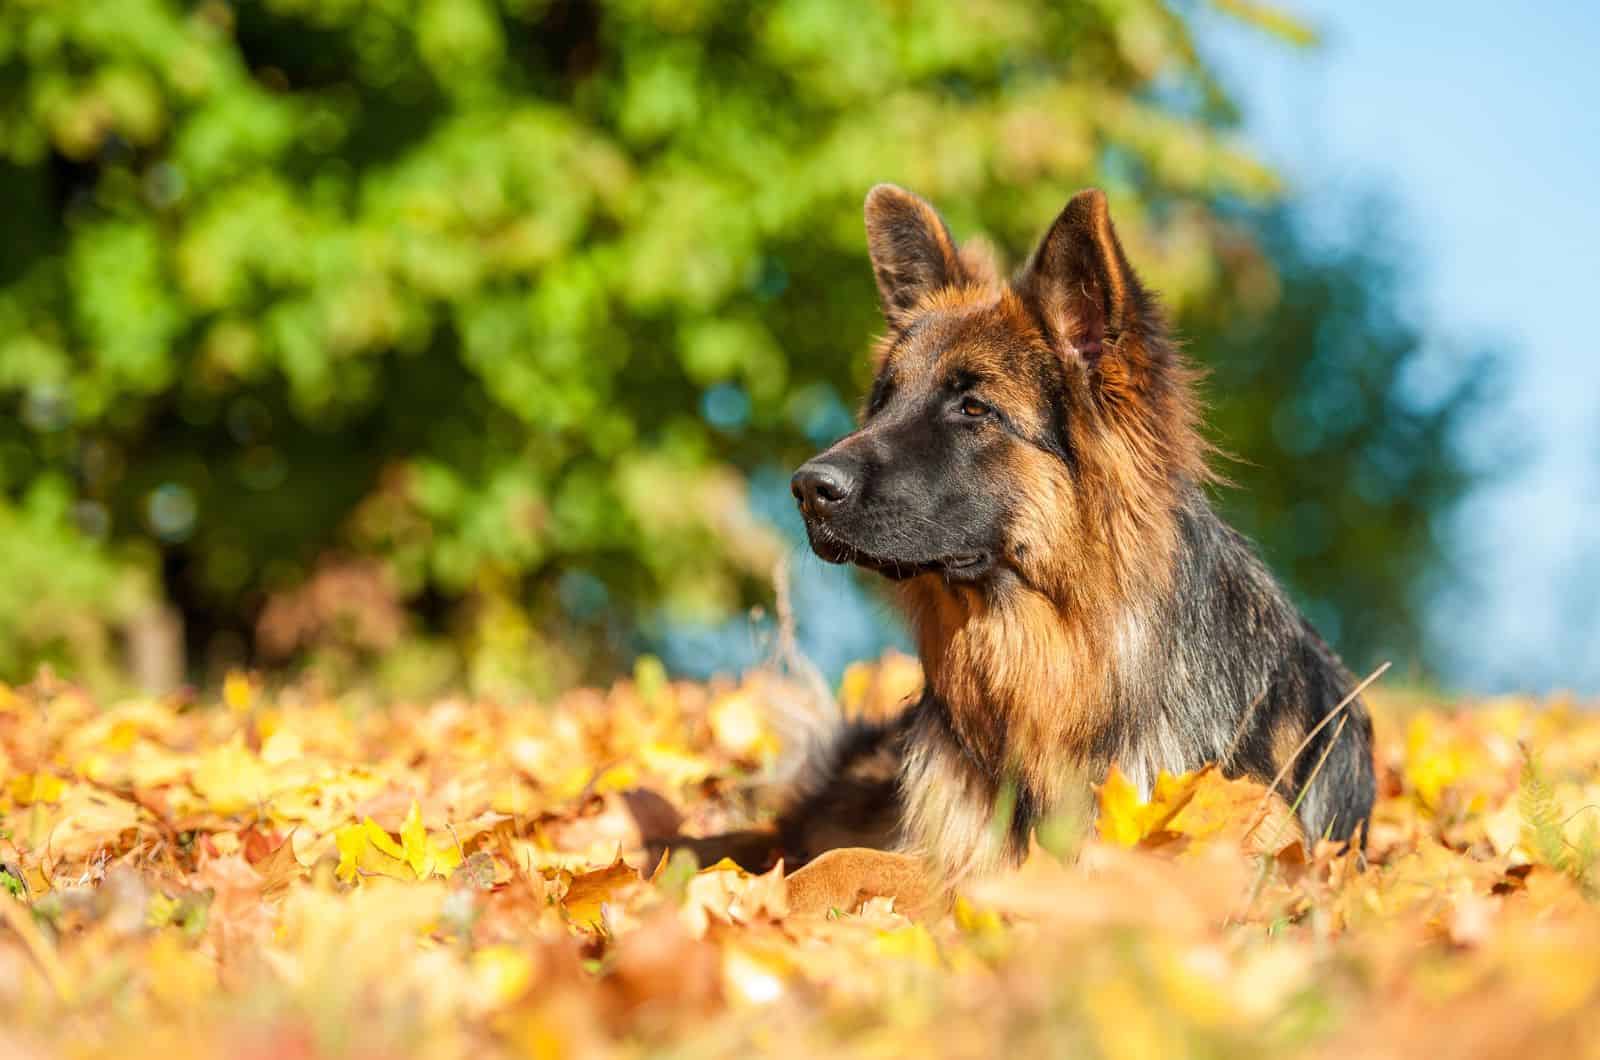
top-left (560, 859), bottom-right (642, 929)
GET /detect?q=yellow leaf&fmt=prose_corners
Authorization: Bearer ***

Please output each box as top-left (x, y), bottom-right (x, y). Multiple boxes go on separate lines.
top-left (429, 835), bottom-right (464, 877)
top-left (334, 823), bottom-right (367, 882)
top-left (145, 891), bottom-right (181, 928)
top-left (393, 803), bottom-right (463, 880)
top-left (1483, 800), bottom-right (1525, 858)
top-left (191, 737), bottom-right (270, 815)
top-left (470, 944), bottom-right (536, 1008)
top-left (633, 653), bottom-right (668, 705)
top-left (363, 817), bottom-right (406, 861)
top-left (1402, 713), bottom-right (1491, 812)
top-left (1084, 975), bottom-right (1186, 1060)
top-left (9, 772), bottom-right (64, 806)
top-left (699, 857), bottom-right (750, 875)
top-left (952, 895), bottom-right (1005, 938)
top-left (708, 691), bottom-right (777, 759)
top-left (39, 788), bottom-right (141, 857)
top-left (870, 923), bottom-right (941, 966)
top-left (334, 818), bottom-right (414, 883)
top-left (259, 726), bottom-right (304, 765)
top-left (1164, 768), bottom-right (1293, 849)
top-left (222, 670), bottom-right (256, 714)
top-left (1096, 765), bottom-right (1158, 846)
top-left (637, 743), bottom-right (708, 787)
top-left (837, 662), bottom-right (875, 715)
top-left (105, 721), bottom-right (139, 752)
top-left (401, 801), bottom-right (432, 879)
top-left (1095, 766), bottom-right (1269, 850)
top-left (145, 931), bottom-right (217, 1009)
top-left (838, 652), bottom-right (924, 719)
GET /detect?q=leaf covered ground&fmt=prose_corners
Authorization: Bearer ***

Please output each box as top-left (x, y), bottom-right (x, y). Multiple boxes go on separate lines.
top-left (2, 656), bottom-right (1598, 1059)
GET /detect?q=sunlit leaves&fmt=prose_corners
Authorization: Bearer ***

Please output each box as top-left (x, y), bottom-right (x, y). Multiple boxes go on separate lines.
top-left (0, 664), bottom-right (1599, 1055)
top-left (1095, 764), bottom-right (1296, 852)
top-left (333, 803), bottom-right (464, 883)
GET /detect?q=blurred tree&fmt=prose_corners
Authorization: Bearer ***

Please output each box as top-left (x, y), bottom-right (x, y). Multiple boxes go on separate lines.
top-left (0, 0), bottom-right (1478, 689)
top-left (1189, 204), bottom-right (1494, 674)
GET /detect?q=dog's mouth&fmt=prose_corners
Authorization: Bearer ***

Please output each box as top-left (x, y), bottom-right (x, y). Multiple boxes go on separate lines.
top-left (809, 531), bottom-right (991, 582)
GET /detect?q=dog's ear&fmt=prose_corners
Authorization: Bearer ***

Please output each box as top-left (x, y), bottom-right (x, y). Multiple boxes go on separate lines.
top-left (864, 184), bottom-right (966, 325)
top-left (1016, 189), bottom-right (1147, 369)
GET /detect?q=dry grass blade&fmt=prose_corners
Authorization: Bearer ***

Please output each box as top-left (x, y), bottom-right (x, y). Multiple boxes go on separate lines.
top-left (0, 890), bottom-right (74, 1003)
top-left (1248, 660), bottom-right (1391, 832)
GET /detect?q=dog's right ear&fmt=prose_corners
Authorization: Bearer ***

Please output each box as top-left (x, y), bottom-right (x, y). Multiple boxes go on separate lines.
top-left (864, 184), bottom-right (965, 326)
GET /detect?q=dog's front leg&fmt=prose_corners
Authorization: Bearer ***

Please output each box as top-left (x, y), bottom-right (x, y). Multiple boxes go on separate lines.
top-left (784, 847), bottom-right (942, 919)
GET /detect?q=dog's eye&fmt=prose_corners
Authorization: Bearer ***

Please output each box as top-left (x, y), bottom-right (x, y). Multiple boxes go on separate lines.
top-left (959, 397), bottom-right (991, 418)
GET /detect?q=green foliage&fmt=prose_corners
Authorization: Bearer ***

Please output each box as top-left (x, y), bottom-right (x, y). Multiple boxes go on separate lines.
top-left (0, 476), bottom-right (152, 685)
top-left (0, 0), bottom-right (1477, 686)
top-left (1521, 750), bottom-right (1571, 872)
top-left (1519, 749), bottom-right (1599, 898)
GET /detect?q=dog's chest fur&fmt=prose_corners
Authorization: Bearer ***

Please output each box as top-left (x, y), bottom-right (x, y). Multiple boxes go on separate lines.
top-left (891, 493), bottom-right (1321, 879)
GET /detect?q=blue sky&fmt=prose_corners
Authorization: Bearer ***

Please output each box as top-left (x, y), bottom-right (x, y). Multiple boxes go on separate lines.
top-left (1200, 2), bottom-right (1600, 692)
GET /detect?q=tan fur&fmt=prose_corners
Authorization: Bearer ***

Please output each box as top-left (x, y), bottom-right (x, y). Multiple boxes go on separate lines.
top-left (1270, 712), bottom-right (1306, 780)
top-left (785, 848), bottom-right (942, 919)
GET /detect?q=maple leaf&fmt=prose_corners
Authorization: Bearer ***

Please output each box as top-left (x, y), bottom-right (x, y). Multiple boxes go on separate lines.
top-left (557, 859), bottom-right (643, 929)
top-left (254, 832), bottom-right (305, 898)
top-left (1097, 765), bottom-right (1297, 853)
top-left (334, 819), bottom-right (408, 882)
top-left (334, 802), bottom-right (462, 883)
top-left (1096, 766), bottom-right (1204, 846)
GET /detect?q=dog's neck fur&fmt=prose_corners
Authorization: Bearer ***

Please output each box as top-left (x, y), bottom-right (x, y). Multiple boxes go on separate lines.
top-left (894, 477), bottom-right (1208, 880)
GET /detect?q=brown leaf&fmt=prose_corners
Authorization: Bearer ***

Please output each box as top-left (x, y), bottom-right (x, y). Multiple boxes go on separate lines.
top-left (254, 831), bottom-right (304, 899)
top-left (604, 910), bottom-right (723, 1028)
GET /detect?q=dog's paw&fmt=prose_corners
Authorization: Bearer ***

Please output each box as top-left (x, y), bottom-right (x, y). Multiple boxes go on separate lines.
top-left (784, 848), bottom-right (941, 919)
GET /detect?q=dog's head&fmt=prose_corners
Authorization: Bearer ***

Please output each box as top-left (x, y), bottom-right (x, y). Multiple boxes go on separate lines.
top-left (792, 185), bottom-right (1207, 601)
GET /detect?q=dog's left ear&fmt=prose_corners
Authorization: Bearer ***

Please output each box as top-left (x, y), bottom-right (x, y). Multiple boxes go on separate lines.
top-left (1016, 189), bottom-right (1148, 368)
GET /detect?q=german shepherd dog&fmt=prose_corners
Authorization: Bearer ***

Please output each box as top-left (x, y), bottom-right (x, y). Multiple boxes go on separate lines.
top-left (667, 186), bottom-right (1375, 903)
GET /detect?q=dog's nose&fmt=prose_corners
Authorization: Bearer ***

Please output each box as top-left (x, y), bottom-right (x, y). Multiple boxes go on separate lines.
top-left (791, 462), bottom-right (854, 518)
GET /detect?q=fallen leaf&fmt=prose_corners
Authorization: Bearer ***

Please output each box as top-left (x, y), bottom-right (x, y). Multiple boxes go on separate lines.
top-left (559, 859), bottom-right (644, 929)
top-left (254, 831), bottom-right (305, 898)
